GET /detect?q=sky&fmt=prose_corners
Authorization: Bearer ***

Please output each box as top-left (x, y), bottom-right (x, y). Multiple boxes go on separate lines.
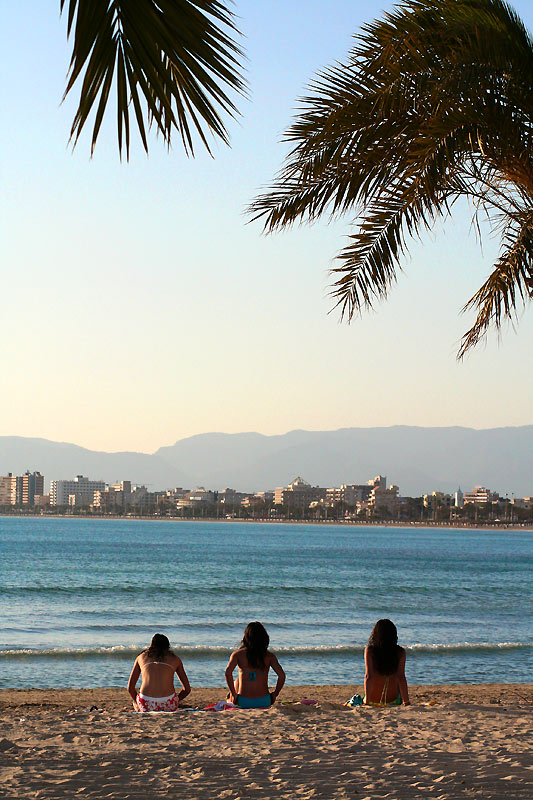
top-left (1, 1), bottom-right (532, 454)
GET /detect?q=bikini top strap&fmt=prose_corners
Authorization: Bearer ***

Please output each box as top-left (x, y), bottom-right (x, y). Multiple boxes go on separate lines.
top-left (238, 666), bottom-right (269, 673)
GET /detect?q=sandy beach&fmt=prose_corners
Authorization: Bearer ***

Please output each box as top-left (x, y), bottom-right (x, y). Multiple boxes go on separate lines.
top-left (1, 684), bottom-right (531, 799)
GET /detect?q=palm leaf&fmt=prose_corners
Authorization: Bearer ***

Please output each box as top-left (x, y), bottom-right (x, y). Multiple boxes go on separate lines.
top-left (459, 212), bottom-right (533, 356)
top-left (250, 0), bottom-right (533, 355)
top-left (60, 0), bottom-right (245, 158)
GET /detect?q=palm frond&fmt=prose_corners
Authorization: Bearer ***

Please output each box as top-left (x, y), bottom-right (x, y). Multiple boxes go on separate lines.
top-left (249, 0), bottom-right (533, 355)
top-left (60, 0), bottom-right (245, 158)
top-left (459, 212), bottom-right (533, 356)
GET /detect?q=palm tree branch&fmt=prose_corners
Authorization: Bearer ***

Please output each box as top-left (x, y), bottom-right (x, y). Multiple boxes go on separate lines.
top-left (60, 0), bottom-right (245, 157)
top-left (458, 212), bottom-right (533, 356)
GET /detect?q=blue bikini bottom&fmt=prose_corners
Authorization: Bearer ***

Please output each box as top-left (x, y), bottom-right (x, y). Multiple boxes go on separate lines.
top-left (237, 694), bottom-right (273, 708)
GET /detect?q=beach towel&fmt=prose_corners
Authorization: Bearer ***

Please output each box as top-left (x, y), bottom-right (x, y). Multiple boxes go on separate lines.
top-left (203, 700), bottom-right (237, 712)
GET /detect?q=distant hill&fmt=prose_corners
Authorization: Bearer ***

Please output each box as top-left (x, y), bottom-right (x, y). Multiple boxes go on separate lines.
top-left (0, 436), bottom-right (188, 492)
top-left (0, 426), bottom-right (532, 496)
top-left (155, 426), bottom-right (533, 495)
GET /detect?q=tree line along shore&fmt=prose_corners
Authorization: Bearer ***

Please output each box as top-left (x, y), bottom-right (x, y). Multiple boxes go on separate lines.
top-left (0, 510), bottom-right (530, 530)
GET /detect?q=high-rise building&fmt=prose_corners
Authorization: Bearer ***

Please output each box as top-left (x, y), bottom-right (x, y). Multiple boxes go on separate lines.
top-left (368, 483), bottom-right (400, 514)
top-left (50, 475), bottom-right (106, 506)
top-left (92, 481), bottom-right (133, 510)
top-left (110, 481), bottom-right (132, 494)
top-left (0, 472), bottom-right (44, 505)
top-left (21, 471), bottom-right (44, 505)
top-left (368, 475), bottom-right (386, 489)
top-left (326, 484), bottom-right (373, 506)
top-left (0, 474), bottom-right (16, 505)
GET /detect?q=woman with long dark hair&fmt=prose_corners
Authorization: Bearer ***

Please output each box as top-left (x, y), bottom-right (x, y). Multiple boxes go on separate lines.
top-left (225, 621), bottom-right (286, 708)
top-left (363, 619), bottom-right (410, 705)
top-left (127, 633), bottom-right (191, 712)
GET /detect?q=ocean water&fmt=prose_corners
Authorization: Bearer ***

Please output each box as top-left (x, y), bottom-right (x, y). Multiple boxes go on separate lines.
top-left (0, 518), bottom-right (531, 689)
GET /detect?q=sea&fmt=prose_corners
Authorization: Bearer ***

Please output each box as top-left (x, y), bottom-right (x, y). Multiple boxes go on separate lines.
top-left (1, 518), bottom-right (531, 689)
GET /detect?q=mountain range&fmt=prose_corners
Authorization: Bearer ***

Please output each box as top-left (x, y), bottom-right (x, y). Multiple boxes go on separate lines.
top-left (0, 426), bottom-right (531, 497)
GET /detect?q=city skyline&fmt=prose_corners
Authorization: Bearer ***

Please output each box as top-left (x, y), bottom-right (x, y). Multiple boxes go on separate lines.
top-left (2, 467), bottom-right (530, 511)
top-left (0, 424), bottom-right (531, 496)
top-left (1, 1), bottom-right (532, 453)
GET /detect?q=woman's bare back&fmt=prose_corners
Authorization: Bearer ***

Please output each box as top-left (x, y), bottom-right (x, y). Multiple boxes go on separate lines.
top-left (364, 645), bottom-right (410, 705)
top-left (233, 648), bottom-right (272, 698)
top-left (137, 652), bottom-right (180, 697)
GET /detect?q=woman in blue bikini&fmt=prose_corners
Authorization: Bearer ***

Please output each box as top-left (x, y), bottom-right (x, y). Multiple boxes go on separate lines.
top-left (363, 619), bottom-right (410, 706)
top-left (225, 622), bottom-right (286, 708)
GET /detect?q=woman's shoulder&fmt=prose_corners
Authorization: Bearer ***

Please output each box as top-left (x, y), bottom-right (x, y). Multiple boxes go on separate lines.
top-left (231, 647), bottom-right (247, 662)
top-left (137, 652), bottom-right (152, 669)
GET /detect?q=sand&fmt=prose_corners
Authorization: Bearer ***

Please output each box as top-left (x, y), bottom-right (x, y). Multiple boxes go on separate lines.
top-left (1, 684), bottom-right (531, 799)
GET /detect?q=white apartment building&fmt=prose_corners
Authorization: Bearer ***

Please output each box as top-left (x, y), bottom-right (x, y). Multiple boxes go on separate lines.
top-left (50, 475), bottom-right (106, 506)
top-left (326, 483), bottom-right (373, 506)
top-left (176, 488), bottom-right (216, 509)
top-left (273, 477), bottom-right (327, 508)
top-left (218, 488), bottom-right (247, 506)
top-left (241, 491), bottom-right (274, 508)
top-left (368, 483), bottom-right (400, 514)
top-left (463, 486), bottom-right (499, 505)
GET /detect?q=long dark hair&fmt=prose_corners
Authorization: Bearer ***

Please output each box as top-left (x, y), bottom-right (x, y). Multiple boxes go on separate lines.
top-left (368, 619), bottom-right (402, 675)
top-left (144, 633), bottom-right (173, 660)
top-left (240, 621), bottom-right (269, 669)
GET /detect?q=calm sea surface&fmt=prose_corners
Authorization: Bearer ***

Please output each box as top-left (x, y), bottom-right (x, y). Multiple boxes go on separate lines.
top-left (0, 518), bottom-right (531, 689)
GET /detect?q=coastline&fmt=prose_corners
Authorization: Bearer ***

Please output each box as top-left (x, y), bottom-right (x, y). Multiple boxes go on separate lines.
top-left (1, 683), bottom-right (532, 710)
top-left (0, 512), bottom-right (531, 531)
top-left (2, 684), bottom-right (531, 799)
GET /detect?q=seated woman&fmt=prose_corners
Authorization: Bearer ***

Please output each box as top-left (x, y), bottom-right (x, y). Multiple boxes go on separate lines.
top-left (362, 619), bottom-right (410, 706)
top-left (127, 633), bottom-right (191, 712)
top-left (225, 621), bottom-right (285, 708)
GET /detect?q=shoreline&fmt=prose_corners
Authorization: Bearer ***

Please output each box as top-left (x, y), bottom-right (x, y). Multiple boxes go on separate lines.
top-left (0, 513), bottom-right (530, 531)
top-left (2, 683), bottom-right (532, 710)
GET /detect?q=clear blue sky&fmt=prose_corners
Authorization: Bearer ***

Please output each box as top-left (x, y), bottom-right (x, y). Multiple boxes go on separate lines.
top-left (1, 1), bottom-right (532, 452)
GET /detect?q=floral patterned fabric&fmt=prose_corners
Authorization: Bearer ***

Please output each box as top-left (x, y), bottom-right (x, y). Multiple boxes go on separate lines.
top-left (136, 692), bottom-right (180, 712)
